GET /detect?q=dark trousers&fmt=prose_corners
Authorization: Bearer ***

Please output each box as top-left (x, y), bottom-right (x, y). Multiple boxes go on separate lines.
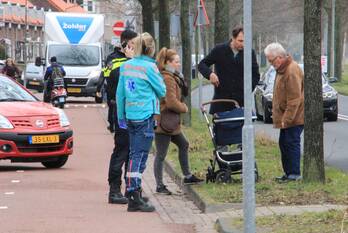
top-left (107, 99), bottom-right (115, 128)
top-left (108, 127), bottom-right (129, 188)
top-left (126, 117), bottom-right (155, 192)
top-left (279, 125), bottom-right (304, 176)
top-left (154, 133), bottom-right (190, 187)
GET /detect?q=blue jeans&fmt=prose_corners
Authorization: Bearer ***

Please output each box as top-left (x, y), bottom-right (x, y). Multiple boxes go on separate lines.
top-left (126, 116), bottom-right (155, 192)
top-left (279, 125), bottom-right (303, 176)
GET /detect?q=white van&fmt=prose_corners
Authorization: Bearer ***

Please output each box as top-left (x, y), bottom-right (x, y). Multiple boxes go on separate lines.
top-left (41, 12), bottom-right (105, 103)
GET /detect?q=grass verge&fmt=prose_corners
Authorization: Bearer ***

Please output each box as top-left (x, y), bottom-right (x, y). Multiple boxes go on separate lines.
top-left (166, 109), bottom-right (348, 206)
top-left (233, 209), bottom-right (348, 233)
top-left (332, 65), bottom-right (348, 95)
top-left (191, 77), bottom-right (210, 90)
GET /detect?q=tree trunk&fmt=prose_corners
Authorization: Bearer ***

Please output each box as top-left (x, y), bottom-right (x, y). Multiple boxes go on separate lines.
top-left (327, 7), bottom-right (332, 75)
top-left (158, 0), bottom-right (170, 49)
top-left (138, 0), bottom-right (154, 36)
top-left (334, 1), bottom-right (344, 81)
top-left (303, 0), bottom-right (325, 183)
top-left (180, 0), bottom-right (192, 126)
top-left (214, 0), bottom-right (230, 44)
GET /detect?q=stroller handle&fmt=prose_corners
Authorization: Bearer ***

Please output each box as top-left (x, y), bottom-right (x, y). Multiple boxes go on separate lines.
top-left (201, 99), bottom-right (240, 112)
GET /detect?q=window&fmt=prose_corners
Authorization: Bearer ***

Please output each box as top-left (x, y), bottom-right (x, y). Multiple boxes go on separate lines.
top-left (87, 0), bottom-right (93, 12)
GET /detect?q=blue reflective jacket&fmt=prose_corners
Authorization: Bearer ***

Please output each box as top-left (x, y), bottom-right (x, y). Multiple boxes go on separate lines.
top-left (116, 55), bottom-right (166, 121)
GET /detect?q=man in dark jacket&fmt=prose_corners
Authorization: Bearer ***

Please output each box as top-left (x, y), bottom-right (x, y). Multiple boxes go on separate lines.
top-left (97, 30), bottom-right (138, 204)
top-left (198, 26), bottom-right (260, 114)
top-left (43, 56), bottom-right (66, 103)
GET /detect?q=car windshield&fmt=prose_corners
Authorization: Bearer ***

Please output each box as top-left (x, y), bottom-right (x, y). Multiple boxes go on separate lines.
top-left (267, 65), bottom-right (327, 87)
top-left (264, 67), bottom-right (276, 90)
top-left (0, 76), bottom-right (37, 102)
top-left (48, 44), bottom-right (100, 66)
top-left (26, 63), bottom-right (43, 74)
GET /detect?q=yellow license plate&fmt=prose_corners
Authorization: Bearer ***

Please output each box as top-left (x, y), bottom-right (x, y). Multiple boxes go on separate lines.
top-left (29, 81), bottom-right (40, 86)
top-left (30, 135), bottom-right (59, 144)
top-left (67, 88), bottom-right (81, 93)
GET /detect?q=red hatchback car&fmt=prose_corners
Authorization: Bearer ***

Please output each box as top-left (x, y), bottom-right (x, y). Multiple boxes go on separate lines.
top-left (0, 75), bottom-right (73, 168)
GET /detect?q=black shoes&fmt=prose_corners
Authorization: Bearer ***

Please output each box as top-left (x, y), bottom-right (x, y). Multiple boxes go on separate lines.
top-left (108, 185), bottom-right (128, 204)
top-left (127, 190), bottom-right (155, 212)
top-left (183, 175), bottom-right (204, 185)
top-left (156, 185), bottom-right (172, 195)
top-left (107, 125), bottom-right (115, 133)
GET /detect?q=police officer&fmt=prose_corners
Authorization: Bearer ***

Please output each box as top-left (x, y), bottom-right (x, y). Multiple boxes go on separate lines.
top-left (97, 30), bottom-right (138, 204)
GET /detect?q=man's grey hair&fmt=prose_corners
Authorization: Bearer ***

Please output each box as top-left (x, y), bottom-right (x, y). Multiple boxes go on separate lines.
top-left (264, 43), bottom-right (287, 58)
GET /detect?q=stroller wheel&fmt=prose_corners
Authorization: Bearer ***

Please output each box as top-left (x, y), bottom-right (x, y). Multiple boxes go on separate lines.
top-left (216, 170), bottom-right (232, 184)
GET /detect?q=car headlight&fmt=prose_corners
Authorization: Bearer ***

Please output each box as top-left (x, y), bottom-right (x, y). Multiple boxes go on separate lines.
top-left (89, 70), bottom-right (101, 79)
top-left (0, 114), bottom-right (14, 129)
top-left (323, 91), bottom-right (337, 99)
top-left (55, 108), bottom-right (70, 127)
top-left (264, 93), bottom-right (273, 101)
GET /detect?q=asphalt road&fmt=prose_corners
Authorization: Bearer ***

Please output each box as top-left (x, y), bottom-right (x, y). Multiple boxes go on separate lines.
top-left (192, 84), bottom-right (348, 172)
top-left (0, 95), bottom-right (187, 233)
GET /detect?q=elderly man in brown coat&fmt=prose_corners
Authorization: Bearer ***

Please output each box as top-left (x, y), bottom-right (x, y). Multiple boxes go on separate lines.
top-left (264, 42), bottom-right (304, 182)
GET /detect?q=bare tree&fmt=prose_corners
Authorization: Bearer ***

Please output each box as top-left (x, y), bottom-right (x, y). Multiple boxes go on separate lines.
top-left (138, 0), bottom-right (154, 35)
top-left (214, 0), bottom-right (230, 44)
top-left (180, 0), bottom-right (191, 126)
top-left (303, 0), bottom-right (325, 183)
top-left (159, 0), bottom-right (170, 48)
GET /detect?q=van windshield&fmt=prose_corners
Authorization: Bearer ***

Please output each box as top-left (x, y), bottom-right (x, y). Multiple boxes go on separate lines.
top-left (48, 44), bottom-right (100, 66)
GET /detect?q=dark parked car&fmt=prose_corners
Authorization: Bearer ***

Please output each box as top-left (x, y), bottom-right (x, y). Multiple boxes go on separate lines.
top-left (254, 65), bottom-right (338, 123)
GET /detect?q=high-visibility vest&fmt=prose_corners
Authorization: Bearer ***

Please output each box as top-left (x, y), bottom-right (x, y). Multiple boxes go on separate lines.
top-left (111, 57), bottom-right (127, 72)
top-left (102, 67), bottom-right (111, 78)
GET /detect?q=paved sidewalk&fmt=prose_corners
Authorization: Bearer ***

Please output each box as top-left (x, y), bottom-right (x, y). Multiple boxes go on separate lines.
top-left (97, 106), bottom-right (347, 233)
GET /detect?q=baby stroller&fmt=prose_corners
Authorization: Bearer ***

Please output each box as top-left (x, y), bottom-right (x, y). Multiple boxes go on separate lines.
top-left (201, 99), bottom-right (259, 183)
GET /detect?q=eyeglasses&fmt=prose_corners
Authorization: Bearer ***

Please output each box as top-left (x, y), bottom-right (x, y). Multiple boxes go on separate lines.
top-left (268, 56), bottom-right (279, 65)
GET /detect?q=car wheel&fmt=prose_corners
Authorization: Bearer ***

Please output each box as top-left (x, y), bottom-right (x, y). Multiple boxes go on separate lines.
top-left (327, 112), bottom-right (338, 121)
top-left (42, 156), bottom-right (68, 169)
top-left (263, 104), bottom-right (272, 123)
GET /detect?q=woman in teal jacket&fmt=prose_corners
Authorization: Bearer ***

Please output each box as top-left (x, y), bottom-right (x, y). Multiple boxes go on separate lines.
top-left (116, 32), bottom-right (166, 212)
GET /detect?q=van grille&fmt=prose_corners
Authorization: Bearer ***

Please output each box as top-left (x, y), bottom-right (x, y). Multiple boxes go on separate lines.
top-left (64, 78), bottom-right (88, 86)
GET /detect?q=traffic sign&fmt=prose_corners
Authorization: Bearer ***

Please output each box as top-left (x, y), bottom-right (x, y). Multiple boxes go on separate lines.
top-left (113, 21), bottom-right (124, 37)
top-left (321, 55), bottom-right (327, 73)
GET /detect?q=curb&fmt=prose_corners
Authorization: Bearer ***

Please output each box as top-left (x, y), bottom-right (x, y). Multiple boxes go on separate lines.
top-left (163, 159), bottom-right (207, 212)
top-left (163, 159), bottom-right (243, 213)
top-left (215, 218), bottom-right (242, 233)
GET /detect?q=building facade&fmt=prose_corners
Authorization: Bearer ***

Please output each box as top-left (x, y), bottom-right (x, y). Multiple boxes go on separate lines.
top-left (0, 0), bottom-right (84, 62)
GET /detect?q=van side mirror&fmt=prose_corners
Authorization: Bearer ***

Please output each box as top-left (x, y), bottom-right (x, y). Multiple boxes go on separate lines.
top-left (35, 57), bottom-right (42, 66)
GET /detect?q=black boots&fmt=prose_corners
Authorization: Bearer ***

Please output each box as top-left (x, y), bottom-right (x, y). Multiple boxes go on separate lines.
top-left (127, 190), bottom-right (155, 212)
top-left (125, 188), bottom-right (149, 203)
top-left (108, 184), bottom-right (128, 204)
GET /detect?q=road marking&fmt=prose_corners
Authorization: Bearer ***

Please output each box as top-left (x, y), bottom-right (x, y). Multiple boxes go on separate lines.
top-left (0, 206), bottom-right (8, 210)
top-left (11, 180), bottom-right (20, 183)
top-left (338, 114), bottom-right (348, 121)
top-left (16, 170), bottom-right (24, 173)
top-left (62, 104), bottom-right (107, 109)
top-left (4, 192), bottom-right (15, 195)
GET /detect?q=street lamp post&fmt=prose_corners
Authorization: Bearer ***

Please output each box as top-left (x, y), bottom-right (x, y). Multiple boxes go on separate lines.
top-left (243, 0), bottom-right (256, 232)
top-left (24, 0), bottom-right (29, 64)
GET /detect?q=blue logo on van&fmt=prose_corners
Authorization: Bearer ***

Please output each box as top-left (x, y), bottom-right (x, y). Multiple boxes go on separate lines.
top-left (57, 16), bottom-right (93, 44)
